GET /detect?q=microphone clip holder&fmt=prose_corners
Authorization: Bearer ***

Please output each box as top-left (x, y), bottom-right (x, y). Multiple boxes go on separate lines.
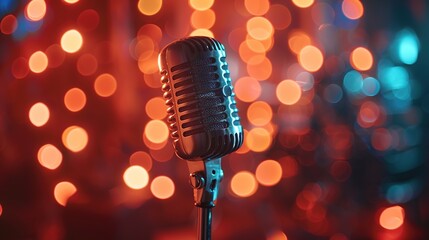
top-left (187, 158), bottom-right (223, 208)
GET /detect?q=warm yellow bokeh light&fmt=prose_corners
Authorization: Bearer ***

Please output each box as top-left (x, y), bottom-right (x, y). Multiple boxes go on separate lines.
top-left (29, 51), bottom-right (48, 73)
top-left (62, 126), bottom-right (88, 152)
top-left (29, 102), bottom-right (50, 127)
top-left (379, 206), bottom-right (405, 230)
top-left (246, 127), bottom-right (272, 152)
top-left (64, 88), bottom-right (86, 112)
top-left (144, 120), bottom-right (169, 144)
top-left (230, 171), bottom-right (258, 197)
top-left (255, 160), bottom-right (283, 186)
top-left (342, 0), bottom-right (364, 20)
top-left (267, 230), bottom-right (288, 240)
top-left (137, 0), bottom-right (162, 16)
top-left (350, 47), bottom-right (373, 71)
top-left (94, 73), bottom-right (117, 97)
top-left (288, 31), bottom-right (312, 55)
top-left (247, 55), bottom-right (272, 80)
top-left (189, 0), bottom-right (214, 11)
top-left (292, 0), bottom-right (314, 8)
top-left (61, 29), bottom-right (83, 53)
top-left (247, 101), bottom-right (272, 126)
top-left (246, 17), bottom-right (273, 41)
top-left (26, 0), bottom-right (46, 21)
top-left (276, 80), bottom-right (302, 105)
top-left (191, 9), bottom-right (216, 29)
top-left (63, 0), bottom-right (79, 4)
top-left (54, 181), bottom-right (77, 206)
top-left (234, 76), bottom-right (261, 102)
top-left (37, 144), bottom-right (62, 170)
top-left (190, 28), bottom-right (214, 38)
top-left (150, 176), bottom-right (175, 199)
top-left (145, 97), bottom-right (167, 120)
top-left (123, 165), bottom-right (149, 190)
top-left (244, 0), bottom-right (270, 16)
top-left (298, 45), bottom-right (324, 72)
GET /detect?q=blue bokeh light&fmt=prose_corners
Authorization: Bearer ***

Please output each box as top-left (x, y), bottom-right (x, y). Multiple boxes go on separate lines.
top-left (362, 77), bottom-right (380, 96)
top-left (343, 70), bottom-right (363, 94)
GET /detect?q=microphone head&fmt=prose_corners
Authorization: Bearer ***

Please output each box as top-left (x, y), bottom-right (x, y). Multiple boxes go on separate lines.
top-left (158, 36), bottom-right (243, 161)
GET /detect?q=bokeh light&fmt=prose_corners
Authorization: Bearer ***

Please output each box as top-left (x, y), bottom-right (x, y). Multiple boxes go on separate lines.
top-left (1, 14), bottom-right (18, 35)
top-left (29, 51), bottom-right (48, 73)
top-left (255, 160), bottom-right (283, 186)
top-left (54, 181), bottom-right (77, 206)
top-left (190, 28), bottom-right (214, 38)
top-left (29, 102), bottom-right (50, 127)
top-left (37, 144), bottom-right (62, 170)
top-left (64, 88), bottom-right (86, 112)
top-left (350, 47), bottom-right (373, 71)
top-left (137, 0), bottom-right (162, 16)
top-left (276, 80), bottom-right (302, 105)
top-left (230, 171), bottom-right (258, 197)
top-left (247, 101), bottom-right (272, 126)
top-left (190, 9), bottom-right (215, 29)
top-left (292, 0), bottom-right (314, 8)
top-left (298, 45), bottom-right (324, 72)
top-left (62, 126), bottom-right (88, 152)
top-left (61, 29), bottom-right (83, 53)
top-left (189, 0), bottom-right (214, 11)
top-left (246, 127), bottom-right (272, 152)
top-left (123, 165), bottom-right (149, 190)
top-left (246, 17), bottom-right (273, 41)
top-left (94, 73), bottom-right (117, 97)
top-left (144, 120), bottom-right (169, 144)
top-left (63, 0), bottom-right (79, 4)
top-left (234, 76), bottom-right (261, 102)
top-left (342, 0), bottom-right (364, 20)
top-left (244, 0), bottom-right (270, 16)
top-left (267, 230), bottom-right (288, 240)
top-left (145, 97), bottom-right (167, 120)
top-left (379, 206), bottom-right (405, 230)
top-left (150, 176), bottom-right (175, 199)
top-left (129, 151), bottom-right (153, 171)
top-left (25, 0), bottom-right (46, 21)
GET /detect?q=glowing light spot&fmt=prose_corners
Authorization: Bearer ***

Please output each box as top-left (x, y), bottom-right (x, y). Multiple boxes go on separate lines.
top-left (396, 29), bottom-right (420, 65)
top-left (54, 181), bottom-right (77, 206)
top-left (123, 165), bottom-right (149, 190)
top-left (238, 40), bottom-right (265, 63)
top-left (343, 70), bottom-right (363, 94)
top-left (288, 31), bottom-right (312, 55)
top-left (379, 206), bottom-right (405, 230)
top-left (244, 0), bottom-right (270, 16)
top-left (255, 160), bottom-right (282, 186)
top-left (323, 84), bottom-right (343, 103)
top-left (29, 102), bottom-right (50, 127)
top-left (371, 128), bottom-right (392, 151)
top-left (145, 97), bottom-right (167, 120)
top-left (150, 176), bottom-right (175, 199)
top-left (246, 17), bottom-right (273, 40)
top-left (247, 101), bottom-right (272, 126)
top-left (37, 144), bottom-right (62, 170)
top-left (1, 14), bottom-right (18, 35)
top-left (276, 80), bottom-right (302, 105)
top-left (144, 120), bottom-right (169, 144)
top-left (63, 0), bottom-right (79, 3)
top-left (247, 56), bottom-right (272, 80)
top-left (190, 28), bottom-right (214, 38)
top-left (191, 9), bottom-right (215, 29)
top-left (138, 52), bottom-right (159, 74)
top-left (138, 24), bottom-right (163, 43)
top-left (362, 77), bottom-right (380, 96)
top-left (94, 73), bottom-right (117, 97)
top-left (350, 47), bottom-right (373, 71)
top-left (234, 77), bottom-right (261, 102)
top-left (62, 126), bottom-right (88, 152)
top-left (298, 45), bottom-right (324, 72)
top-left (77, 53), bottom-right (98, 76)
top-left (230, 171), bottom-right (258, 197)
top-left (61, 29), bottom-right (83, 53)
top-left (129, 151), bottom-right (153, 171)
top-left (189, 0), bottom-right (214, 11)
top-left (137, 0), bottom-right (162, 16)
top-left (267, 230), bottom-right (288, 240)
top-left (64, 88), bottom-right (86, 112)
top-left (0, 203), bottom-right (2, 217)
top-left (358, 101), bottom-right (381, 128)
top-left (246, 127), bottom-right (272, 152)
top-left (29, 51), bottom-right (48, 73)
top-left (292, 0), bottom-right (314, 8)
top-left (342, 0), bottom-right (364, 20)
top-left (25, 0), bottom-right (46, 21)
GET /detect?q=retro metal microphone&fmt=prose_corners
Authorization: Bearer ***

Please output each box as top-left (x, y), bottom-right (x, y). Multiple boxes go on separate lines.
top-left (158, 36), bottom-right (243, 240)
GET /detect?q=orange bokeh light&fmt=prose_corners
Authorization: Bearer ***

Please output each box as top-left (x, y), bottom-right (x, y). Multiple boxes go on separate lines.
top-left (129, 151), bottom-right (153, 171)
top-left (298, 45), bottom-right (324, 72)
top-left (247, 56), bottom-right (272, 80)
top-left (292, 0), bottom-right (314, 8)
top-left (29, 51), bottom-right (48, 73)
top-left (246, 17), bottom-right (273, 41)
top-left (276, 80), bottom-right (302, 105)
top-left (137, 0), bottom-right (162, 16)
top-left (123, 165), bottom-right (149, 190)
top-left (379, 206), bottom-right (405, 230)
top-left (288, 31), bottom-right (312, 55)
top-left (244, 0), bottom-right (270, 16)
top-left (1, 14), bottom-right (18, 35)
top-left (61, 29), bottom-right (83, 53)
top-left (37, 144), bottom-right (63, 170)
top-left (150, 176), bottom-right (175, 199)
top-left (64, 88), bottom-right (86, 112)
top-left (138, 52), bottom-right (159, 74)
top-left (29, 102), bottom-right (50, 127)
top-left (62, 126), bottom-right (88, 152)
top-left (267, 230), bottom-right (288, 240)
top-left (247, 101), bottom-right (272, 126)
top-left (54, 181), bottom-right (77, 206)
top-left (266, 4), bottom-right (291, 30)
top-left (25, 0), bottom-right (46, 21)
top-left (144, 120), bottom-right (169, 144)
top-left (342, 0), bottom-right (364, 20)
top-left (190, 28), bottom-right (214, 38)
top-left (230, 171), bottom-right (258, 197)
top-left (145, 97), bottom-right (167, 120)
top-left (255, 160), bottom-right (283, 186)
top-left (350, 47), bottom-right (373, 71)
top-left (246, 127), bottom-right (272, 152)
top-left (94, 73), bottom-right (117, 97)
top-left (191, 9), bottom-right (216, 29)
top-left (234, 76), bottom-right (261, 102)
top-left (63, 0), bottom-right (79, 3)
top-left (189, 0), bottom-right (214, 11)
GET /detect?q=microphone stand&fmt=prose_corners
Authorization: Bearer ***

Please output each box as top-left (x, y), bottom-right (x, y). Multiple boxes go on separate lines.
top-left (187, 158), bottom-right (223, 240)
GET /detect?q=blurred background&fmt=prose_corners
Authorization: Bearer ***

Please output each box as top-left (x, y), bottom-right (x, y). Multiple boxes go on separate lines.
top-left (1, 0), bottom-right (429, 239)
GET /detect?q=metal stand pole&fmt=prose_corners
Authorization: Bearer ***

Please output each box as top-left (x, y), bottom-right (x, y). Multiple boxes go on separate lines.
top-left (197, 207), bottom-right (212, 240)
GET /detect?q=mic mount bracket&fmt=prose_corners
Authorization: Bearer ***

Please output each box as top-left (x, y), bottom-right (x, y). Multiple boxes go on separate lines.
top-left (187, 158), bottom-right (223, 208)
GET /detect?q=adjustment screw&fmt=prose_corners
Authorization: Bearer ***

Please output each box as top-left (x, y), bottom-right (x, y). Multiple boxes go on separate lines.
top-left (189, 172), bottom-right (205, 189)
